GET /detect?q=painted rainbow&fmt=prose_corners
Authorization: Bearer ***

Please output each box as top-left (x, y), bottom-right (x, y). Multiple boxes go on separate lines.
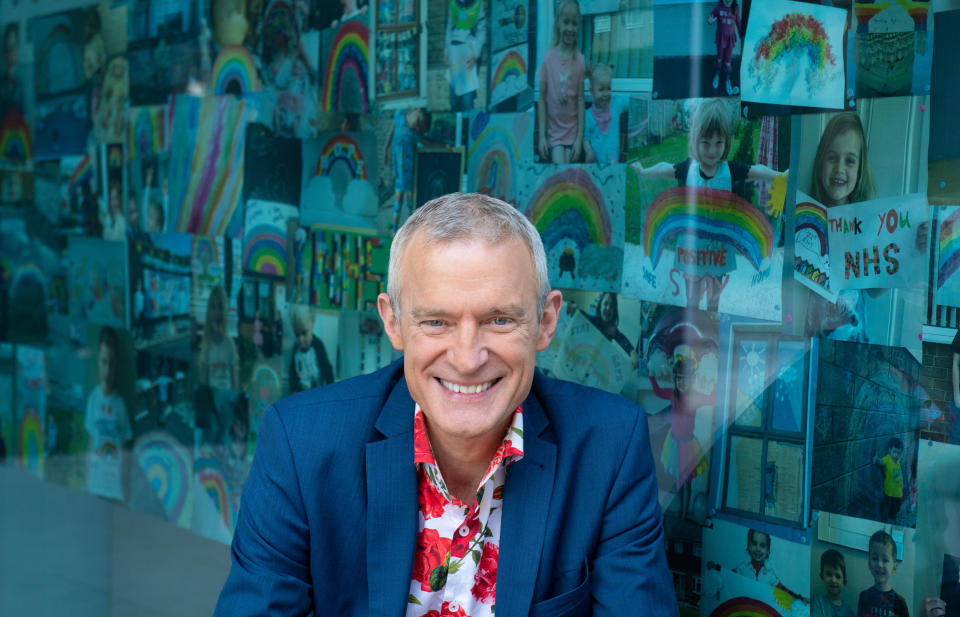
top-left (321, 19), bottom-right (370, 113)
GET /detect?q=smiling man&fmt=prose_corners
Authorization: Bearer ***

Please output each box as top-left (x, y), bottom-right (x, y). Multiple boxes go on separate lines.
top-left (215, 193), bottom-right (677, 617)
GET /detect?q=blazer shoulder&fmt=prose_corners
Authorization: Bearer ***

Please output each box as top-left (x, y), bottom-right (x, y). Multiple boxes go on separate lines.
top-left (531, 371), bottom-right (644, 437)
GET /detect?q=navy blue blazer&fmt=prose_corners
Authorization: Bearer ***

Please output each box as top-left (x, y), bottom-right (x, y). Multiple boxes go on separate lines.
top-left (214, 359), bottom-right (678, 617)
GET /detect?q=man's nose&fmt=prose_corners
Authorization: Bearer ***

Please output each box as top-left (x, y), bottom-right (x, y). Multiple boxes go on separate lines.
top-left (449, 322), bottom-right (487, 373)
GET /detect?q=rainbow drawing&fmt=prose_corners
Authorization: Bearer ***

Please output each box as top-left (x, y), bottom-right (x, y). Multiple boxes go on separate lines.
top-left (170, 95), bottom-right (251, 237)
top-left (107, 144), bottom-right (123, 169)
top-left (263, 0), bottom-right (299, 56)
top-left (253, 364), bottom-right (281, 404)
top-left (795, 201), bottom-right (828, 256)
top-left (191, 235), bottom-right (219, 272)
top-left (492, 50), bottom-right (527, 90)
top-left (37, 22), bottom-right (83, 95)
top-left (18, 409), bottom-right (43, 473)
top-left (750, 12), bottom-right (838, 95)
top-left (938, 208), bottom-right (960, 288)
top-left (134, 431), bottom-right (192, 525)
top-left (525, 167), bottom-right (612, 250)
top-left (98, 442), bottom-right (119, 459)
top-left (67, 153), bottom-right (94, 197)
top-left (321, 19), bottom-right (370, 113)
top-left (316, 134), bottom-right (366, 179)
top-left (212, 45), bottom-right (261, 96)
top-left (0, 108), bottom-right (32, 161)
top-left (12, 263), bottom-right (48, 299)
top-left (709, 596), bottom-right (782, 617)
top-left (644, 187), bottom-right (774, 272)
top-left (127, 105), bottom-right (165, 159)
top-left (194, 450), bottom-right (236, 533)
top-left (467, 115), bottom-right (521, 201)
top-left (243, 226), bottom-right (286, 276)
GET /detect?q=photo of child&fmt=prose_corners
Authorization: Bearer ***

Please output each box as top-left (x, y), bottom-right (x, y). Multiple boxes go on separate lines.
top-left (386, 107), bottom-right (431, 231)
top-left (85, 326), bottom-right (132, 501)
top-left (873, 437), bottom-right (905, 524)
top-left (809, 114), bottom-right (876, 208)
top-left (707, 0), bottom-right (741, 96)
top-left (287, 303), bottom-right (334, 393)
top-left (859, 530), bottom-right (909, 617)
top-left (196, 285), bottom-right (239, 390)
top-left (444, 0), bottom-right (486, 111)
top-left (537, 0), bottom-right (585, 163)
top-left (730, 529), bottom-right (809, 604)
top-left (813, 549), bottom-right (855, 617)
top-left (583, 64), bottom-right (629, 167)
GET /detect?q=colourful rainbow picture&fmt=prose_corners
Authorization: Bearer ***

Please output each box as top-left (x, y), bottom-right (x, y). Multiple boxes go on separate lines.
top-left (134, 431), bottom-right (192, 526)
top-left (938, 208), bottom-right (960, 289)
top-left (170, 95), bottom-right (252, 237)
top-left (492, 50), bottom-right (527, 91)
top-left (212, 45), bottom-right (262, 96)
top-left (643, 187), bottom-right (774, 271)
top-left (263, 0), bottom-right (299, 56)
top-left (18, 409), bottom-right (43, 473)
top-left (191, 235), bottom-right (219, 272)
top-left (127, 105), bottom-right (165, 159)
top-left (1, 108), bottom-right (32, 162)
top-left (749, 11), bottom-right (838, 96)
top-left (98, 442), bottom-right (119, 459)
top-left (795, 201), bottom-right (828, 256)
top-left (467, 114), bottom-right (522, 202)
top-left (12, 263), bottom-right (48, 300)
top-left (243, 201), bottom-right (293, 277)
top-left (107, 144), bottom-right (123, 169)
top-left (525, 167), bottom-right (613, 250)
top-left (709, 596), bottom-right (783, 617)
top-left (67, 153), bottom-right (93, 195)
top-left (194, 451), bottom-right (236, 533)
top-left (321, 19), bottom-right (370, 113)
top-left (316, 134), bottom-right (366, 180)
top-left (37, 22), bottom-right (83, 95)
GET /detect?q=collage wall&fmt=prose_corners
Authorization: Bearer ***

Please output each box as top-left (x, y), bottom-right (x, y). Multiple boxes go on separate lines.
top-left (1, 0), bottom-right (960, 615)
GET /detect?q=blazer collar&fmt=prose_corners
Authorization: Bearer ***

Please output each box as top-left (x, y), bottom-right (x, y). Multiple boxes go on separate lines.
top-left (366, 370), bottom-right (556, 617)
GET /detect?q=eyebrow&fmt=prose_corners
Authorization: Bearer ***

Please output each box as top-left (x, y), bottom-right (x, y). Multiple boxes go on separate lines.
top-left (410, 304), bottom-right (530, 320)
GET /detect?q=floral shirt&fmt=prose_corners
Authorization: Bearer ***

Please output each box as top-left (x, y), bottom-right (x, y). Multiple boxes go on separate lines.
top-left (406, 404), bottom-right (524, 617)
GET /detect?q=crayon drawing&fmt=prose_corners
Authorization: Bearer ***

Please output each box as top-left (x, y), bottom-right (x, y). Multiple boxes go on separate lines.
top-left (300, 131), bottom-right (379, 231)
top-left (936, 206), bottom-right (960, 308)
top-left (320, 17), bottom-right (370, 113)
top-left (794, 193), bottom-right (834, 301)
top-left (489, 45), bottom-right (528, 106)
top-left (466, 112), bottom-right (532, 206)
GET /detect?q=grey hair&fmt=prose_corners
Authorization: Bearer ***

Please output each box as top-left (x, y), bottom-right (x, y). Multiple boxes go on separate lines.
top-left (387, 192), bottom-right (551, 319)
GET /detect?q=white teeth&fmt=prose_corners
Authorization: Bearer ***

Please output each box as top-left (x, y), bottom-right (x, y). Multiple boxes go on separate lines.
top-left (439, 379), bottom-right (494, 394)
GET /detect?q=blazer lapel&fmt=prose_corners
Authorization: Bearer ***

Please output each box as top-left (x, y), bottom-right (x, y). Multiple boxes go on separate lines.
top-left (496, 392), bottom-right (557, 617)
top-left (366, 378), bottom-right (419, 617)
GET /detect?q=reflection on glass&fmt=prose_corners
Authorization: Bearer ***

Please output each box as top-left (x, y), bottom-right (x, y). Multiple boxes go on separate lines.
top-left (772, 340), bottom-right (805, 433)
top-left (734, 339), bottom-right (766, 427)
top-left (726, 435), bottom-right (762, 513)
top-left (764, 441), bottom-right (803, 522)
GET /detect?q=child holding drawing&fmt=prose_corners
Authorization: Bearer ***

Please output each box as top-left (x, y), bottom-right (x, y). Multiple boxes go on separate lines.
top-left (537, 0), bottom-right (585, 163)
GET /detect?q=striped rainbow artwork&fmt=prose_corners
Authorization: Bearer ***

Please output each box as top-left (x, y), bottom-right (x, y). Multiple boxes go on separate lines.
top-left (709, 596), bottom-right (783, 617)
top-left (467, 114), bottom-right (520, 202)
top-left (264, 0), bottom-right (299, 55)
top-left (211, 45), bottom-right (261, 96)
top-left (127, 105), bottom-right (166, 159)
top-left (191, 235), bottom-right (219, 271)
top-left (67, 153), bottom-right (93, 194)
top-left (170, 95), bottom-right (252, 237)
top-left (134, 431), bottom-right (192, 526)
top-left (524, 167), bottom-right (612, 251)
top-left (643, 187), bottom-right (774, 271)
top-left (795, 201), bottom-right (828, 256)
top-left (194, 450), bottom-right (236, 533)
top-left (753, 13), bottom-right (837, 71)
top-left (492, 50), bottom-right (527, 91)
top-left (243, 225), bottom-right (286, 276)
top-left (12, 263), bottom-right (48, 299)
top-left (316, 134), bottom-right (366, 180)
top-left (38, 22), bottom-right (83, 95)
top-left (938, 208), bottom-right (960, 288)
top-left (321, 19), bottom-right (370, 113)
top-left (1, 108), bottom-right (32, 161)
top-left (18, 409), bottom-right (43, 473)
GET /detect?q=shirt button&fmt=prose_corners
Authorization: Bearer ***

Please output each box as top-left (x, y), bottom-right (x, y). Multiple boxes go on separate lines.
top-left (458, 524), bottom-right (470, 537)
top-left (449, 602), bottom-right (460, 612)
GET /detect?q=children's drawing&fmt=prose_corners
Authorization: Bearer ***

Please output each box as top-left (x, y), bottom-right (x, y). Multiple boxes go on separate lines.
top-left (936, 206), bottom-right (960, 308)
top-left (193, 447), bottom-right (238, 540)
top-left (168, 95), bottom-right (256, 237)
top-left (308, 227), bottom-right (390, 312)
top-left (794, 193), bottom-right (834, 301)
top-left (134, 430), bottom-right (193, 527)
top-left (518, 164), bottom-right (625, 292)
top-left (67, 236), bottom-right (128, 329)
top-left (243, 200), bottom-right (299, 278)
top-left (126, 105), bottom-right (166, 160)
top-left (490, 0), bottom-right (527, 51)
top-left (550, 310), bottom-right (632, 395)
top-left (211, 45), bottom-right (262, 96)
top-left (741, 1), bottom-right (847, 110)
top-left (1, 108), bottom-right (32, 163)
top-left (31, 13), bottom-right (85, 99)
top-left (300, 131), bottom-right (378, 230)
top-left (466, 112), bottom-right (532, 206)
top-left (489, 45), bottom-right (528, 106)
top-left (320, 18), bottom-right (370, 113)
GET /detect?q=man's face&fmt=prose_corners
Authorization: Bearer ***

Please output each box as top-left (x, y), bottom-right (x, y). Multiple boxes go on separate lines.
top-left (379, 233), bottom-right (561, 451)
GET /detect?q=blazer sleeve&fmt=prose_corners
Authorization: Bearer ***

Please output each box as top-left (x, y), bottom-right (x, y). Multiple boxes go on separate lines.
top-left (214, 404), bottom-right (314, 617)
top-left (590, 407), bottom-right (680, 617)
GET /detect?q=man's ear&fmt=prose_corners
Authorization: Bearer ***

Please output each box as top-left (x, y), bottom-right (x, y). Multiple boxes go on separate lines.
top-left (536, 290), bottom-right (564, 351)
top-left (377, 293), bottom-right (404, 351)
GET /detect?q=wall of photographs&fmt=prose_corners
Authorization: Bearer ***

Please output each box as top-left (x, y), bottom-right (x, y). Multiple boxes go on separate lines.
top-left (1, 0), bottom-right (960, 614)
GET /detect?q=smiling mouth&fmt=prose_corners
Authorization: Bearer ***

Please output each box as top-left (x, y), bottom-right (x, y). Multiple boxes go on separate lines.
top-left (438, 378), bottom-right (499, 394)
top-left (830, 177), bottom-right (848, 187)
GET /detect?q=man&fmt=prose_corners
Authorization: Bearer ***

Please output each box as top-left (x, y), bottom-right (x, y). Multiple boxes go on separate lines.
top-left (215, 193), bottom-right (676, 616)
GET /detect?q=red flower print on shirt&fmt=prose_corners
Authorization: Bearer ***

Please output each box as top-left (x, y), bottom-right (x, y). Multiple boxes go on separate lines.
top-left (471, 542), bottom-right (498, 603)
top-left (412, 527), bottom-right (452, 592)
top-left (449, 514), bottom-right (481, 558)
top-left (420, 601), bottom-right (468, 617)
top-left (418, 471), bottom-right (447, 519)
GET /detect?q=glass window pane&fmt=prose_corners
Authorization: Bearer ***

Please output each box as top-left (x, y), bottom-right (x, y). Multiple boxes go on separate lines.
top-left (375, 31), bottom-right (398, 97)
top-left (725, 435), bottom-right (762, 513)
top-left (582, 2), bottom-right (653, 80)
top-left (733, 340), bottom-right (766, 427)
top-left (396, 29), bottom-right (418, 92)
top-left (764, 441), bottom-right (804, 522)
top-left (771, 341), bottom-right (806, 433)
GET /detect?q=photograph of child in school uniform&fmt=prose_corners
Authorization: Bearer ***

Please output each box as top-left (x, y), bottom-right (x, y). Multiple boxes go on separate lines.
top-left (652, 0), bottom-right (743, 100)
top-left (702, 519), bottom-right (810, 617)
top-left (812, 514), bottom-right (917, 617)
top-left (812, 339), bottom-right (922, 528)
top-left (621, 97), bottom-right (789, 319)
